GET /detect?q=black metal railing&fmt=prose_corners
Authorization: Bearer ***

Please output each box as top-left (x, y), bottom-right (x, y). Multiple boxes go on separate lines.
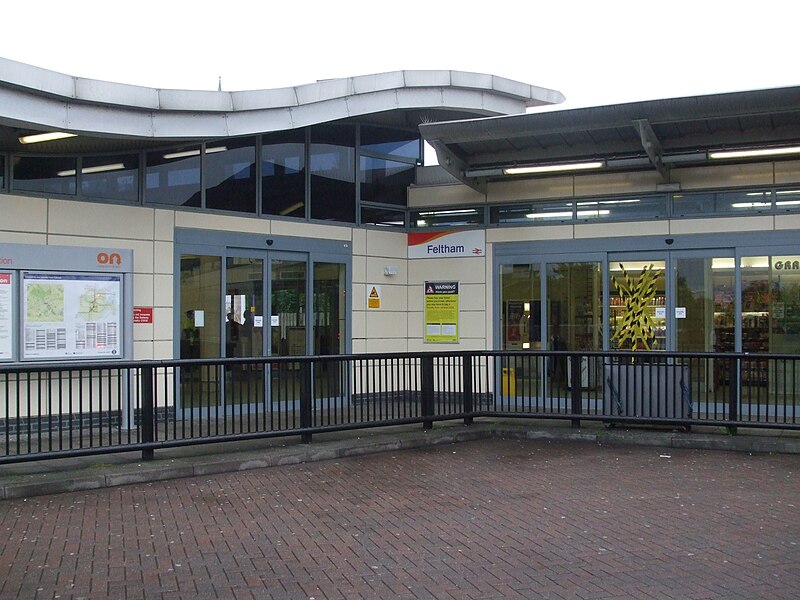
top-left (2, 350), bottom-right (799, 464)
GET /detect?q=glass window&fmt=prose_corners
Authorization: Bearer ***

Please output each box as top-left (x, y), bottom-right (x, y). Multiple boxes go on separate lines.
top-left (360, 206), bottom-right (406, 227)
top-left (0, 155), bottom-right (5, 189)
top-left (262, 130), bottom-right (306, 218)
top-left (359, 156), bottom-right (414, 206)
top-left (81, 154), bottom-right (139, 202)
top-left (361, 126), bottom-right (421, 161)
top-left (547, 262), bottom-right (602, 352)
top-left (673, 190), bottom-right (772, 216)
top-left (411, 207), bottom-right (485, 228)
top-left (675, 257), bottom-right (734, 353)
top-left (205, 138), bottom-right (256, 213)
top-left (12, 155), bottom-right (77, 195)
top-left (146, 145), bottom-right (201, 207)
top-left (609, 260), bottom-right (667, 351)
top-left (491, 200), bottom-right (574, 224)
top-left (775, 189), bottom-right (800, 212)
top-left (310, 124), bottom-right (355, 222)
top-left (576, 195), bottom-right (667, 220)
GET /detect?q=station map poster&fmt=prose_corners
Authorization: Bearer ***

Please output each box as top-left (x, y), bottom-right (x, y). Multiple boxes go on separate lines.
top-left (0, 273), bottom-right (12, 360)
top-left (22, 272), bottom-right (122, 360)
top-left (424, 281), bottom-right (459, 343)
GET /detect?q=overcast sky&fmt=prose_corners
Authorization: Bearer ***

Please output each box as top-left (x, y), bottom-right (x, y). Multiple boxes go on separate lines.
top-left (1, 1), bottom-right (797, 111)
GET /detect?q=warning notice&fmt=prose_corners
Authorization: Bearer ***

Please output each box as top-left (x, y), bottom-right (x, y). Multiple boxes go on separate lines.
top-left (368, 285), bottom-right (382, 309)
top-left (424, 281), bottom-right (459, 343)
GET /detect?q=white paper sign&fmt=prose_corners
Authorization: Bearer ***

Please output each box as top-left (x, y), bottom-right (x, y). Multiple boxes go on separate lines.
top-left (271, 315), bottom-right (280, 326)
top-left (193, 310), bottom-right (205, 327)
top-left (253, 316), bottom-right (263, 328)
top-left (654, 307), bottom-right (667, 319)
top-left (675, 307), bottom-right (687, 319)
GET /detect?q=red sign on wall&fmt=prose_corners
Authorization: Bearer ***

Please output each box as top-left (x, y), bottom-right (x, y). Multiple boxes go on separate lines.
top-left (133, 307), bottom-right (153, 324)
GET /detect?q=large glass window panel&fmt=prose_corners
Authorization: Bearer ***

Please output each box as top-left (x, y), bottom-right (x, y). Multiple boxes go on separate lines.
top-left (675, 257), bottom-right (734, 353)
top-left (360, 206), bottom-right (406, 227)
top-left (262, 130), bottom-right (305, 218)
top-left (13, 155), bottom-right (77, 195)
top-left (500, 263), bottom-right (543, 400)
top-left (576, 195), bottom-right (666, 220)
top-left (271, 259), bottom-right (307, 405)
top-left (361, 125), bottom-right (421, 161)
top-left (775, 188), bottom-right (800, 212)
top-left (310, 124), bottom-right (355, 222)
top-left (491, 200), bottom-right (574, 224)
top-left (359, 156), bottom-right (414, 206)
top-left (80, 154), bottom-right (139, 202)
top-left (314, 262), bottom-right (346, 398)
top-left (146, 145), bottom-right (201, 207)
top-left (609, 260), bottom-right (666, 351)
top-left (0, 155), bottom-right (5, 188)
top-left (205, 139), bottom-right (256, 213)
top-left (411, 207), bottom-right (485, 228)
top-left (547, 263), bottom-right (602, 352)
top-left (180, 254), bottom-right (222, 408)
top-left (673, 190), bottom-right (773, 216)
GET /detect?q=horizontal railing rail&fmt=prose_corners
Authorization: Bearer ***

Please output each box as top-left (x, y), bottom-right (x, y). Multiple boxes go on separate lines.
top-left (2, 350), bottom-right (799, 464)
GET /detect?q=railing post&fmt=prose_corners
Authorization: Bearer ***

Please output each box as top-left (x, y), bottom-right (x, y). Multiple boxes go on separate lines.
top-left (300, 360), bottom-right (313, 443)
top-left (463, 354), bottom-right (474, 425)
top-left (421, 355), bottom-right (434, 430)
top-left (727, 356), bottom-right (739, 435)
top-left (141, 366), bottom-right (154, 461)
top-left (570, 353), bottom-right (582, 429)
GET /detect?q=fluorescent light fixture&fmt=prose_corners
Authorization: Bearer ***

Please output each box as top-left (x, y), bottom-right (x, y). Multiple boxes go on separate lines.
top-left (577, 199), bottom-right (640, 206)
top-left (777, 190), bottom-right (800, 195)
top-left (776, 200), bottom-right (800, 206)
top-left (708, 146), bottom-right (800, 160)
top-left (19, 131), bottom-right (77, 144)
top-left (731, 202), bottom-right (771, 208)
top-left (524, 302), bottom-right (531, 312)
top-left (163, 146), bottom-right (227, 160)
top-left (504, 161), bottom-right (604, 176)
top-left (418, 209), bottom-right (478, 216)
top-left (57, 163), bottom-right (126, 177)
top-left (527, 209), bottom-right (611, 219)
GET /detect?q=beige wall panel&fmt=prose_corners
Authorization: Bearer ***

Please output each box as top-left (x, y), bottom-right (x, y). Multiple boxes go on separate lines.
top-left (573, 171), bottom-right (661, 197)
top-left (366, 257), bottom-right (407, 284)
top-left (409, 257), bottom-right (487, 285)
top-left (133, 273), bottom-right (154, 306)
top-left (672, 163), bottom-right (773, 190)
top-left (152, 340), bottom-right (174, 360)
top-left (153, 274), bottom-right (174, 307)
top-left (0, 232), bottom-right (47, 244)
top-left (0, 194), bottom-right (47, 232)
top-left (487, 177), bottom-right (574, 203)
top-left (49, 200), bottom-right (155, 239)
top-left (154, 209), bottom-right (175, 241)
top-left (351, 339), bottom-right (367, 354)
top-left (774, 214), bottom-right (800, 231)
top-left (133, 321), bottom-right (154, 342)
top-left (174, 211), bottom-right (271, 234)
top-left (459, 283), bottom-right (486, 311)
top-left (351, 227), bottom-right (367, 256)
top-left (47, 236), bottom-right (154, 272)
top-left (366, 229), bottom-right (408, 258)
top-left (407, 311), bottom-right (423, 339)
top-left (352, 310), bottom-right (366, 339)
top-left (408, 183), bottom-right (485, 208)
top-left (575, 220), bottom-right (669, 239)
top-left (269, 219), bottom-right (351, 241)
top-left (487, 224), bottom-right (574, 243)
top-left (154, 241), bottom-right (174, 275)
top-left (669, 216), bottom-right (774, 235)
top-left (152, 307), bottom-right (173, 342)
top-left (363, 283), bottom-right (407, 311)
top-left (366, 311), bottom-right (408, 339)
top-left (365, 337), bottom-right (409, 353)
top-left (460, 311), bottom-right (487, 339)
top-left (133, 340), bottom-right (154, 360)
top-left (352, 256), bottom-right (367, 284)
top-left (774, 160), bottom-right (800, 185)
top-left (352, 283), bottom-right (366, 311)
top-left (408, 286), bottom-right (424, 312)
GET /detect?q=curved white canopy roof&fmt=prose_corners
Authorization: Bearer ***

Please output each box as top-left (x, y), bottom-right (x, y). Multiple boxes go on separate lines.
top-left (0, 57), bottom-right (564, 140)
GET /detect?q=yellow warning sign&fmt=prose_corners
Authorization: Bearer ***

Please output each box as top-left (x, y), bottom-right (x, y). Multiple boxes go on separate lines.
top-left (368, 285), bottom-right (381, 309)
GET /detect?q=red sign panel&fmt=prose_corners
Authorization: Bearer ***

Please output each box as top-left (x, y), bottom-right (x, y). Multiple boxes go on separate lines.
top-left (133, 307), bottom-right (153, 324)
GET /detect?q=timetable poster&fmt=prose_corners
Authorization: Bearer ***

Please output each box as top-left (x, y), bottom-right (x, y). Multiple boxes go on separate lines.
top-left (23, 272), bottom-right (122, 360)
top-left (0, 273), bottom-right (11, 360)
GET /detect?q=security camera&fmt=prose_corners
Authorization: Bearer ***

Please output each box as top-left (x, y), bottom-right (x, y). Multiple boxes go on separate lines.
top-left (266, 239), bottom-right (274, 246)
top-left (665, 238), bottom-right (674, 245)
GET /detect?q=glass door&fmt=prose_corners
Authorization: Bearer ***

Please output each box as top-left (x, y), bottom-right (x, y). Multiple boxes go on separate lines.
top-left (269, 256), bottom-right (307, 406)
top-left (225, 255), bottom-right (265, 406)
top-left (608, 257), bottom-right (667, 351)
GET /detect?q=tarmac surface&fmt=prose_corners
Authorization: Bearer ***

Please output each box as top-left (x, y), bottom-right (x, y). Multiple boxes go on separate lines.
top-left (0, 421), bottom-right (798, 599)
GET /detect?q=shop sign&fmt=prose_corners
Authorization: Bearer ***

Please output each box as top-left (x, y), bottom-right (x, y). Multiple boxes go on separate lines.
top-left (408, 231), bottom-right (485, 259)
top-left (424, 281), bottom-right (459, 343)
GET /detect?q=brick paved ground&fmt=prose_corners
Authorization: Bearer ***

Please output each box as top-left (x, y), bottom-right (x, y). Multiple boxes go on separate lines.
top-left (0, 438), bottom-right (798, 599)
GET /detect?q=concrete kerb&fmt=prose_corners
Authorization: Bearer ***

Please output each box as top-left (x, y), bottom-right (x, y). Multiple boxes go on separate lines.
top-left (1, 420), bottom-right (799, 500)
